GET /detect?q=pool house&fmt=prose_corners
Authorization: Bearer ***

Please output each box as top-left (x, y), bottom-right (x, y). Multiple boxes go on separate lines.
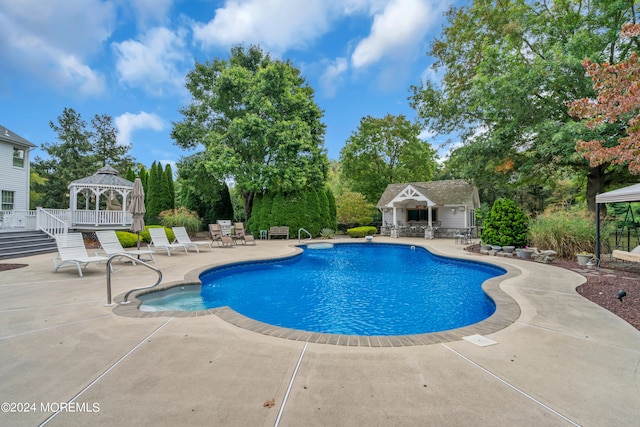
top-left (376, 180), bottom-right (480, 238)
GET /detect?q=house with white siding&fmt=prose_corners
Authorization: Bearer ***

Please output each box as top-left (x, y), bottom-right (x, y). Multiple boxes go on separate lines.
top-left (376, 180), bottom-right (480, 238)
top-left (1, 125), bottom-right (36, 227)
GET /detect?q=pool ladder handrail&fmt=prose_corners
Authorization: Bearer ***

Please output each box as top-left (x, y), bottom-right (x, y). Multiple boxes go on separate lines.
top-left (298, 227), bottom-right (312, 242)
top-left (105, 254), bottom-right (163, 306)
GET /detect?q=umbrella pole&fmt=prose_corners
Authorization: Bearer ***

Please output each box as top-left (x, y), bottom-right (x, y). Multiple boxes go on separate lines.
top-left (137, 231), bottom-right (141, 259)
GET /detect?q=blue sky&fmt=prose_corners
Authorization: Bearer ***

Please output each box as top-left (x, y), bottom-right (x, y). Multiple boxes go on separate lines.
top-left (0, 0), bottom-right (459, 170)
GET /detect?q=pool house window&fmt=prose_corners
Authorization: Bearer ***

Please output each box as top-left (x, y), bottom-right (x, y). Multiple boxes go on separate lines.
top-left (13, 148), bottom-right (25, 168)
top-left (407, 206), bottom-right (437, 222)
top-left (1, 191), bottom-right (14, 210)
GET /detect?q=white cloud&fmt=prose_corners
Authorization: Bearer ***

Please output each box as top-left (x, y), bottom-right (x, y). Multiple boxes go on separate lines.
top-left (192, 0), bottom-right (336, 54)
top-left (126, 0), bottom-right (174, 28)
top-left (351, 0), bottom-right (442, 69)
top-left (418, 128), bottom-right (436, 140)
top-left (115, 111), bottom-right (165, 145)
top-left (320, 57), bottom-right (349, 98)
top-left (0, 0), bottom-right (115, 95)
top-left (113, 27), bottom-right (190, 96)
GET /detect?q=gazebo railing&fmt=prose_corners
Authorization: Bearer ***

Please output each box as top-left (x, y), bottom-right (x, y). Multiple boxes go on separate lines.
top-left (72, 210), bottom-right (132, 226)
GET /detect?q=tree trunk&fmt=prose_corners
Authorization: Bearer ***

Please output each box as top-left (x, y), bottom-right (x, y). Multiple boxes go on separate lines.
top-left (244, 191), bottom-right (255, 222)
top-left (586, 165), bottom-right (606, 213)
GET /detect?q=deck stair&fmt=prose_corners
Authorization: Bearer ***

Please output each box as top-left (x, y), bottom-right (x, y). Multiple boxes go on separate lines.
top-left (0, 230), bottom-right (58, 260)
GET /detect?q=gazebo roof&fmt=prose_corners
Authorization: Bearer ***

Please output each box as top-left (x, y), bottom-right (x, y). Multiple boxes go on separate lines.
top-left (68, 165), bottom-right (134, 188)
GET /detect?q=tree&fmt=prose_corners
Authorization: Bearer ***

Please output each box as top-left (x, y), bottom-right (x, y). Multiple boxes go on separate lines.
top-left (91, 114), bottom-right (134, 172)
top-left (146, 162), bottom-right (160, 219)
top-left (481, 198), bottom-right (529, 247)
top-left (569, 24), bottom-right (640, 176)
top-left (335, 189), bottom-right (375, 227)
top-left (32, 108), bottom-right (96, 208)
top-left (410, 1), bottom-right (639, 212)
top-left (176, 152), bottom-right (229, 224)
top-left (172, 45), bottom-right (329, 220)
top-left (339, 114), bottom-right (437, 203)
top-left (32, 108), bottom-right (137, 209)
top-left (163, 164), bottom-right (175, 210)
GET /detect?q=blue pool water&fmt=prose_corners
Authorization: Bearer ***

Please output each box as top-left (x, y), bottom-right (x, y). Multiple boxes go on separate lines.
top-left (140, 243), bottom-right (505, 336)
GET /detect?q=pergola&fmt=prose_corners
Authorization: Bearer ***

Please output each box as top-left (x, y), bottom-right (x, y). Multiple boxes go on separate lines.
top-left (595, 183), bottom-right (640, 261)
top-left (68, 165), bottom-right (134, 228)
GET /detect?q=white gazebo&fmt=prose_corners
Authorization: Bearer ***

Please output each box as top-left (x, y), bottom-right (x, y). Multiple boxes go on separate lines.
top-left (67, 165), bottom-right (135, 229)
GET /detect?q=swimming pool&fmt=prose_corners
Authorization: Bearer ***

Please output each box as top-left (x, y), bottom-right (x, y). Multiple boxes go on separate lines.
top-left (139, 243), bottom-right (506, 336)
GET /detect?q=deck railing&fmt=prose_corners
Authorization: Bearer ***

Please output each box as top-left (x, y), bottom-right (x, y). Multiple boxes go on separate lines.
top-left (36, 208), bottom-right (68, 237)
top-left (0, 210), bottom-right (38, 230)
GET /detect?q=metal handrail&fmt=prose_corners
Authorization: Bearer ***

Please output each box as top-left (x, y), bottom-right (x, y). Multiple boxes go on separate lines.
top-left (105, 253), bottom-right (162, 306)
top-left (298, 228), bottom-right (312, 242)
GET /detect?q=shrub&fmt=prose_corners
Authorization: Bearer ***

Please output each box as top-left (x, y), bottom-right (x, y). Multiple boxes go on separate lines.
top-left (336, 189), bottom-right (375, 227)
top-left (159, 207), bottom-right (202, 235)
top-left (482, 198), bottom-right (529, 247)
top-left (346, 226), bottom-right (377, 238)
top-left (140, 225), bottom-right (175, 243)
top-left (320, 228), bottom-right (336, 239)
top-left (528, 207), bottom-right (598, 259)
top-left (115, 231), bottom-right (140, 248)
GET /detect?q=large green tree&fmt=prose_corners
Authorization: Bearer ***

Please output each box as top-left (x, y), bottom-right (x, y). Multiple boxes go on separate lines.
top-left (410, 0), bottom-right (639, 212)
top-left (172, 45), bottom-right (329, 220)
top-left (32, 108), bottom-right (136, 209)
top-left (91, 114), bottom-right (134, 173)
top-left (32, 108), bottom-right (97, 208)
top-left (339, 114), bottom-right (438, 203)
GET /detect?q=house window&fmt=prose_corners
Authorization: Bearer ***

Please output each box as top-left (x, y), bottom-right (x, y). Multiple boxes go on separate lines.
top-left (1, 191), bottom-right (14, 210)
top-left (407, 208), bottom-right (437, 222)
top-left (13, 148), bottom-right (25, 168)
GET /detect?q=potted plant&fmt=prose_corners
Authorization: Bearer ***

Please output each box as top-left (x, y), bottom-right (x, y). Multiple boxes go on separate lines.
top-left (576, 252), bottom-right (593, 266)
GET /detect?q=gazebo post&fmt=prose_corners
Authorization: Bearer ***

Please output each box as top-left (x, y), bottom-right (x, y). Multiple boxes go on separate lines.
top-left (596, 202), bottom-right (601, 263)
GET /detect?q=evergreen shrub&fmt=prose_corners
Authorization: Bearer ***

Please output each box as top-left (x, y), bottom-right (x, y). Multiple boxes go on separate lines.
top-left (346, 226), bottom-right (377, 238)
top-left (115, 231), bottom-right (139, 248)
top-left (481, 198), bottom-right (529, 247)
top-left (140, 225), bottom-right (175, 243)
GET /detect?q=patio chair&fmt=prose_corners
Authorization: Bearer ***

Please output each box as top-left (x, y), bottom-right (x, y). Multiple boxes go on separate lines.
top-left (95, 230), bottom-right (155, 264)
top-left (612, 245), bottom-right (640, 263)
top-left (233, 222), bottom-right (256, 245)
top-left (209, 223), bottom-right (233, 247)
top-left (148, 227), bottom-right (188, 256)
top-left (172, 227), bottom-right (213, 253)
top-left (52, 233), bottom-right (110, 277)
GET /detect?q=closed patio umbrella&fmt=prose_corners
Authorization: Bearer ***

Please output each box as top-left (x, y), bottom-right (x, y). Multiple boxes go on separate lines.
top-left (128, 177), bottom-right (146, 253)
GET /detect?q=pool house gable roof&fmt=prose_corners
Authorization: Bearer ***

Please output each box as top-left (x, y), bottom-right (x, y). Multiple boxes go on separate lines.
top-left (377, 180), bottom-right (480, 208)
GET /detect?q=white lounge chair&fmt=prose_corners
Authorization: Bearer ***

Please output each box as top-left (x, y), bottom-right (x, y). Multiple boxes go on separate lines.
top-left (52, 233), bottom-right (110, 277)
top-left (95, 230), bottom-right (155, 263)
top-left (148, 227), bottom-right (188, 256)
top-left (172, 227), bottom-right (213, 253)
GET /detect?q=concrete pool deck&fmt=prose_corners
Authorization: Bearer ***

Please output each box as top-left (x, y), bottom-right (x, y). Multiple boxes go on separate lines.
top-left (1, 237), bottom-right (639, 426)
